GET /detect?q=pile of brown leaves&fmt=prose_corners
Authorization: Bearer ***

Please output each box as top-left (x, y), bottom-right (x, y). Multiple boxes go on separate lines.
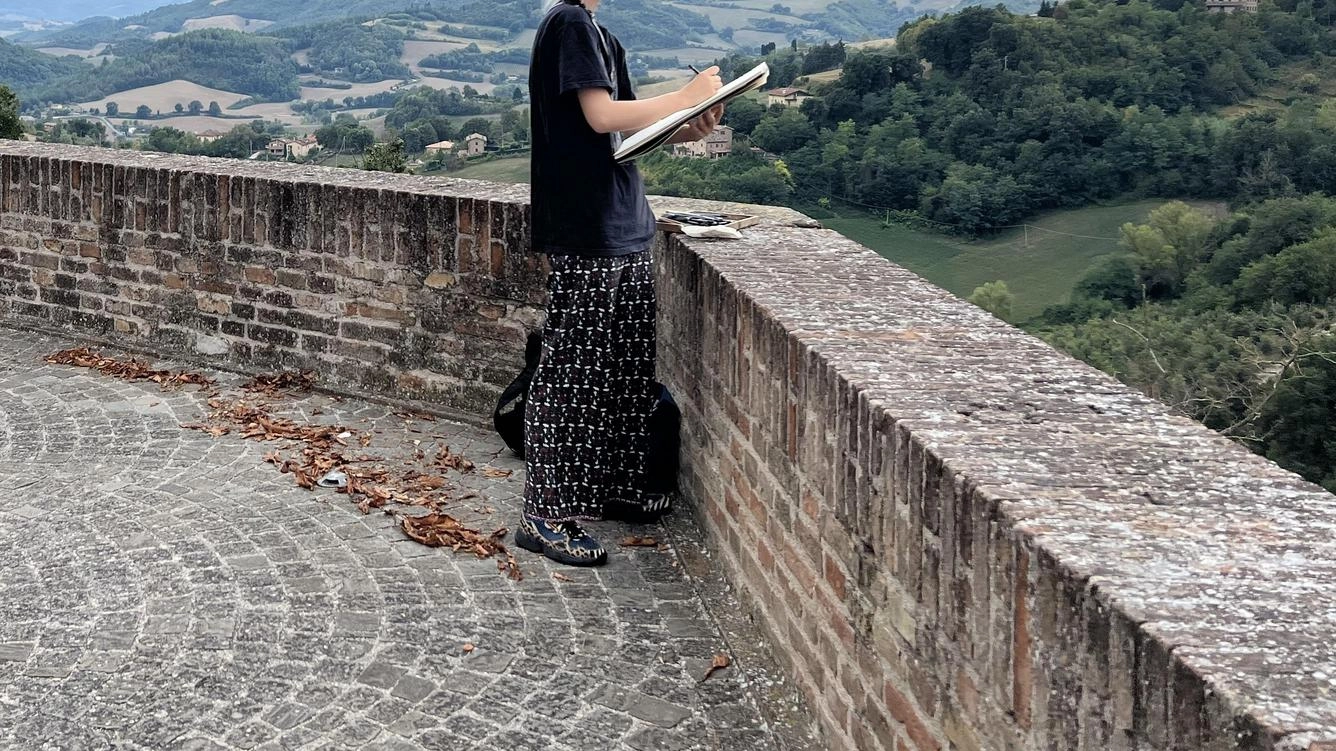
top-left (45, 348), bottom-right (215, 389)
top-left (187, 397), bottom-right (520, 578)
top-left (402, 513), bottom-right (521, 579)
top-left (242, 370), bottom-right (317, 396)
top-left (47, 349), bottom-right (523, 579)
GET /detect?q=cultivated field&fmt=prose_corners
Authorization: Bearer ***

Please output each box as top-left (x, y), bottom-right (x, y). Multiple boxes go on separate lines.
top-left (668, 2), bottom-right (807, 31)
top-left (36, 43), bottom-right (107, 57)
top-left (82, 80), bottom-right (249, 114)
top-left (400, 39), bottom-right (468, 73)
top-left (413, 76), bottom-right (497, 94)
top-left (180, 15), bottom-right (273, 32)
top-left (110, 115), bottom-right (258, 132)
top-left (849, 37), bottom-right (895, 49)
top-left (298, 79), bottom-right (403, 101)
top-left (640, 45), bottom-right (732, 63)
top-left (443, 154), bottom-right (531, 183)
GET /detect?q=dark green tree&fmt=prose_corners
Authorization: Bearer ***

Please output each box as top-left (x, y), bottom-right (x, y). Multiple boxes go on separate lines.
top-left (364, 139), bottom-right (408, 173)
top-left (1257, 335), bottom-right (1336, 492)
top-left (0, 86), bottom-right (21, 140)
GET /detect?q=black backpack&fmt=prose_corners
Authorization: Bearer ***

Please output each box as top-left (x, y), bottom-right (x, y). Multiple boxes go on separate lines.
top-left (493, 331), bottom-right (680, 495)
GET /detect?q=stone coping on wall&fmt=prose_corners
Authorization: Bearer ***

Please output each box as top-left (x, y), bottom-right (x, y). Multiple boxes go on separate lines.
top-left (655, 217), bottom-right (1336, 749)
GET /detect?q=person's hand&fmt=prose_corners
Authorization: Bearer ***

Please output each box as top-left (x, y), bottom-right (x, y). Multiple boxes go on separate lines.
top-left (680, 66), bottom-right (722, 106)
top-left (679, 103), bottom-right (724, 141)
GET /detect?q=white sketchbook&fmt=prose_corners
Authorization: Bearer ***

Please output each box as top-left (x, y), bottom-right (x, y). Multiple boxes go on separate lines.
top-left (613, 62), bottom-right (770, 163)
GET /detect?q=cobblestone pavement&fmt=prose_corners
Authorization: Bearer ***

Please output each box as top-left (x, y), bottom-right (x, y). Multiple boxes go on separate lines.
top-left (0, 329), bottom-right (815, 751)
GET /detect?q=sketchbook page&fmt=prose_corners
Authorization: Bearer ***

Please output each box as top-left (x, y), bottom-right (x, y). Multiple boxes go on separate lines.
top-left (613, 62), bottom-right (769, 163)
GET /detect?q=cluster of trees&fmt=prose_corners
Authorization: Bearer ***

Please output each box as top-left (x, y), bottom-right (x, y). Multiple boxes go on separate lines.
top-left (313, 115), bottom-right (376, 153)
top-left (638, 149), bottom-right (795, 206)
top-left (281, 20), bottom-right (410, 82)
top-left (1033, 196), bottom-right (1336, 491)
top-left (597, 0), bottom-right (715, 50)
top-left (420, 43), bottom-right (494, 74)
top-left (799, 0), bottom-right (927, 41)
top-left (384, 86), bottom-right (500, 126)
top-left (38, 118), bottom-right (106, 145)
top-left (139, 120), bottom-right (289, 158)
top-left (378, 85), bottom-right (512, 154)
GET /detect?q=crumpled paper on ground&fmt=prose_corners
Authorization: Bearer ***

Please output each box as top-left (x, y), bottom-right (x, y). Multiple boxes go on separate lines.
top-left (680, 224), bottom-right (743, 239)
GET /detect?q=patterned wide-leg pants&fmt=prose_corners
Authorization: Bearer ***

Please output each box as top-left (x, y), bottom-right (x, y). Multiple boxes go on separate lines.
top-left (522, 251), bottom-right (657, 522)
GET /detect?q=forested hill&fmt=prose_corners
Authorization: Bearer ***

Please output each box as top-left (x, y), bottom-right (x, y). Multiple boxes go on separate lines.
top-left (8, 29), bottom-right (300, 105)
top-left (685, 0), bottom-right (1336, 236)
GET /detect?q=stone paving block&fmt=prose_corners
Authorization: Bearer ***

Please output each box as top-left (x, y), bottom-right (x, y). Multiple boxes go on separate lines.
top-left (0, 643), bottom-right (35, 662)
top-left (391, 674), bottom-right (437, 703)
top-left (591, 684), bottom-right (693, 728)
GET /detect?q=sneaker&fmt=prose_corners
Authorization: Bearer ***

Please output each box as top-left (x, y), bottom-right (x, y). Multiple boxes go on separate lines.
top-left (514, 516), bottom-right (608, 566)
top-left (602, 494), bottom-right (673, 523)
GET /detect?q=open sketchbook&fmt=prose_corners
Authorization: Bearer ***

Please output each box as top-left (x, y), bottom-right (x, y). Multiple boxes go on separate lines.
top-left (613, 62), bottom-right (770, 163)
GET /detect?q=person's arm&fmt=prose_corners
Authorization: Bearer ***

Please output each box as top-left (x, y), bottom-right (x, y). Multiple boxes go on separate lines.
top-left (577, 67), bottom-right (721, 135)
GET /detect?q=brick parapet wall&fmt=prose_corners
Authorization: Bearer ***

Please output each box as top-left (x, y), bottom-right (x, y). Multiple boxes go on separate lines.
top-left (5, 141), bottom-right (1336, 751)
top-left (655, 224), bottom-right (1336, 750)
top-left (0, 142), bottom-right (542, 415)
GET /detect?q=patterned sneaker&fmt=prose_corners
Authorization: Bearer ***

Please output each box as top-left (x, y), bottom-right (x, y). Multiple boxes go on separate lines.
top-left (602, 494), bottom-right (673, 523)
top-left (514, 516), bottom-right (608, 566)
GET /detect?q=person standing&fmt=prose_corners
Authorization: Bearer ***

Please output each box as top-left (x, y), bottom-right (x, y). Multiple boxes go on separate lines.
top-left (515, 0), bottom-right (724, 566)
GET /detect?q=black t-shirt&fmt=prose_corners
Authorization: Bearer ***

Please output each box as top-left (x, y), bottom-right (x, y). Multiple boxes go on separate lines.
top-left (528, 2), bottom-right (657, 257)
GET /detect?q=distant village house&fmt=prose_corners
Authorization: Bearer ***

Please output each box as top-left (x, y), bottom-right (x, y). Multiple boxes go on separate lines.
top-left (197, 130), bottom-right (226, 144)
top-left (265, 135), bottom-right (320, 160)
top-left (464, 133), bottom-right (488, 156)
top-left (670, 124), bottom-right (734, 159)
top-left (766, 87), bottom-right (813, 107)
top-left (424, 140), bottom-right (456, 156)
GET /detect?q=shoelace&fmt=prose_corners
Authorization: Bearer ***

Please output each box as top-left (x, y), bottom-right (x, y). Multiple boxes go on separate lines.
top-left (554, 521), bottom-right (590, 540)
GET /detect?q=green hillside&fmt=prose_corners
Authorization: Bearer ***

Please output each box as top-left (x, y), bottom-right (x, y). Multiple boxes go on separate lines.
top-left (822, 200), bottom-right (1224, 320)
top-left (0, 37), bottom-right (86, 91)
top-left (14, 29), bottom-right (299, 103)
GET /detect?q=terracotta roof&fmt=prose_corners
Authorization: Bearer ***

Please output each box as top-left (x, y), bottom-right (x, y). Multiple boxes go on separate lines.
top-left (766, 87), bottom-right (812, 97)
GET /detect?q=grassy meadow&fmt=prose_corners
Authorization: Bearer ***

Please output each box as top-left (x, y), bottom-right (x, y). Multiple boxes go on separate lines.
top-left (821, 199), bottom-right (1226, 320)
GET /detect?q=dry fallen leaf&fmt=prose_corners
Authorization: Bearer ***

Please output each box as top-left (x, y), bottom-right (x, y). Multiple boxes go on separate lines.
top-left (432, 445), bottom-right (475, 473)
top-left (701, 653), bottom-right (732, 682)
top-left (462, 643), bottom-right (475, 653)
top-left (242, 370), bottom-right (316, 395)
top-left (480, 467), bottom-right (513, 479)
top-left (552, 572), bottom-right (574, 583)
top-left (46, 348), bottom-right (214, 390)
top-left (620, 535), bottom-right (659, 547)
